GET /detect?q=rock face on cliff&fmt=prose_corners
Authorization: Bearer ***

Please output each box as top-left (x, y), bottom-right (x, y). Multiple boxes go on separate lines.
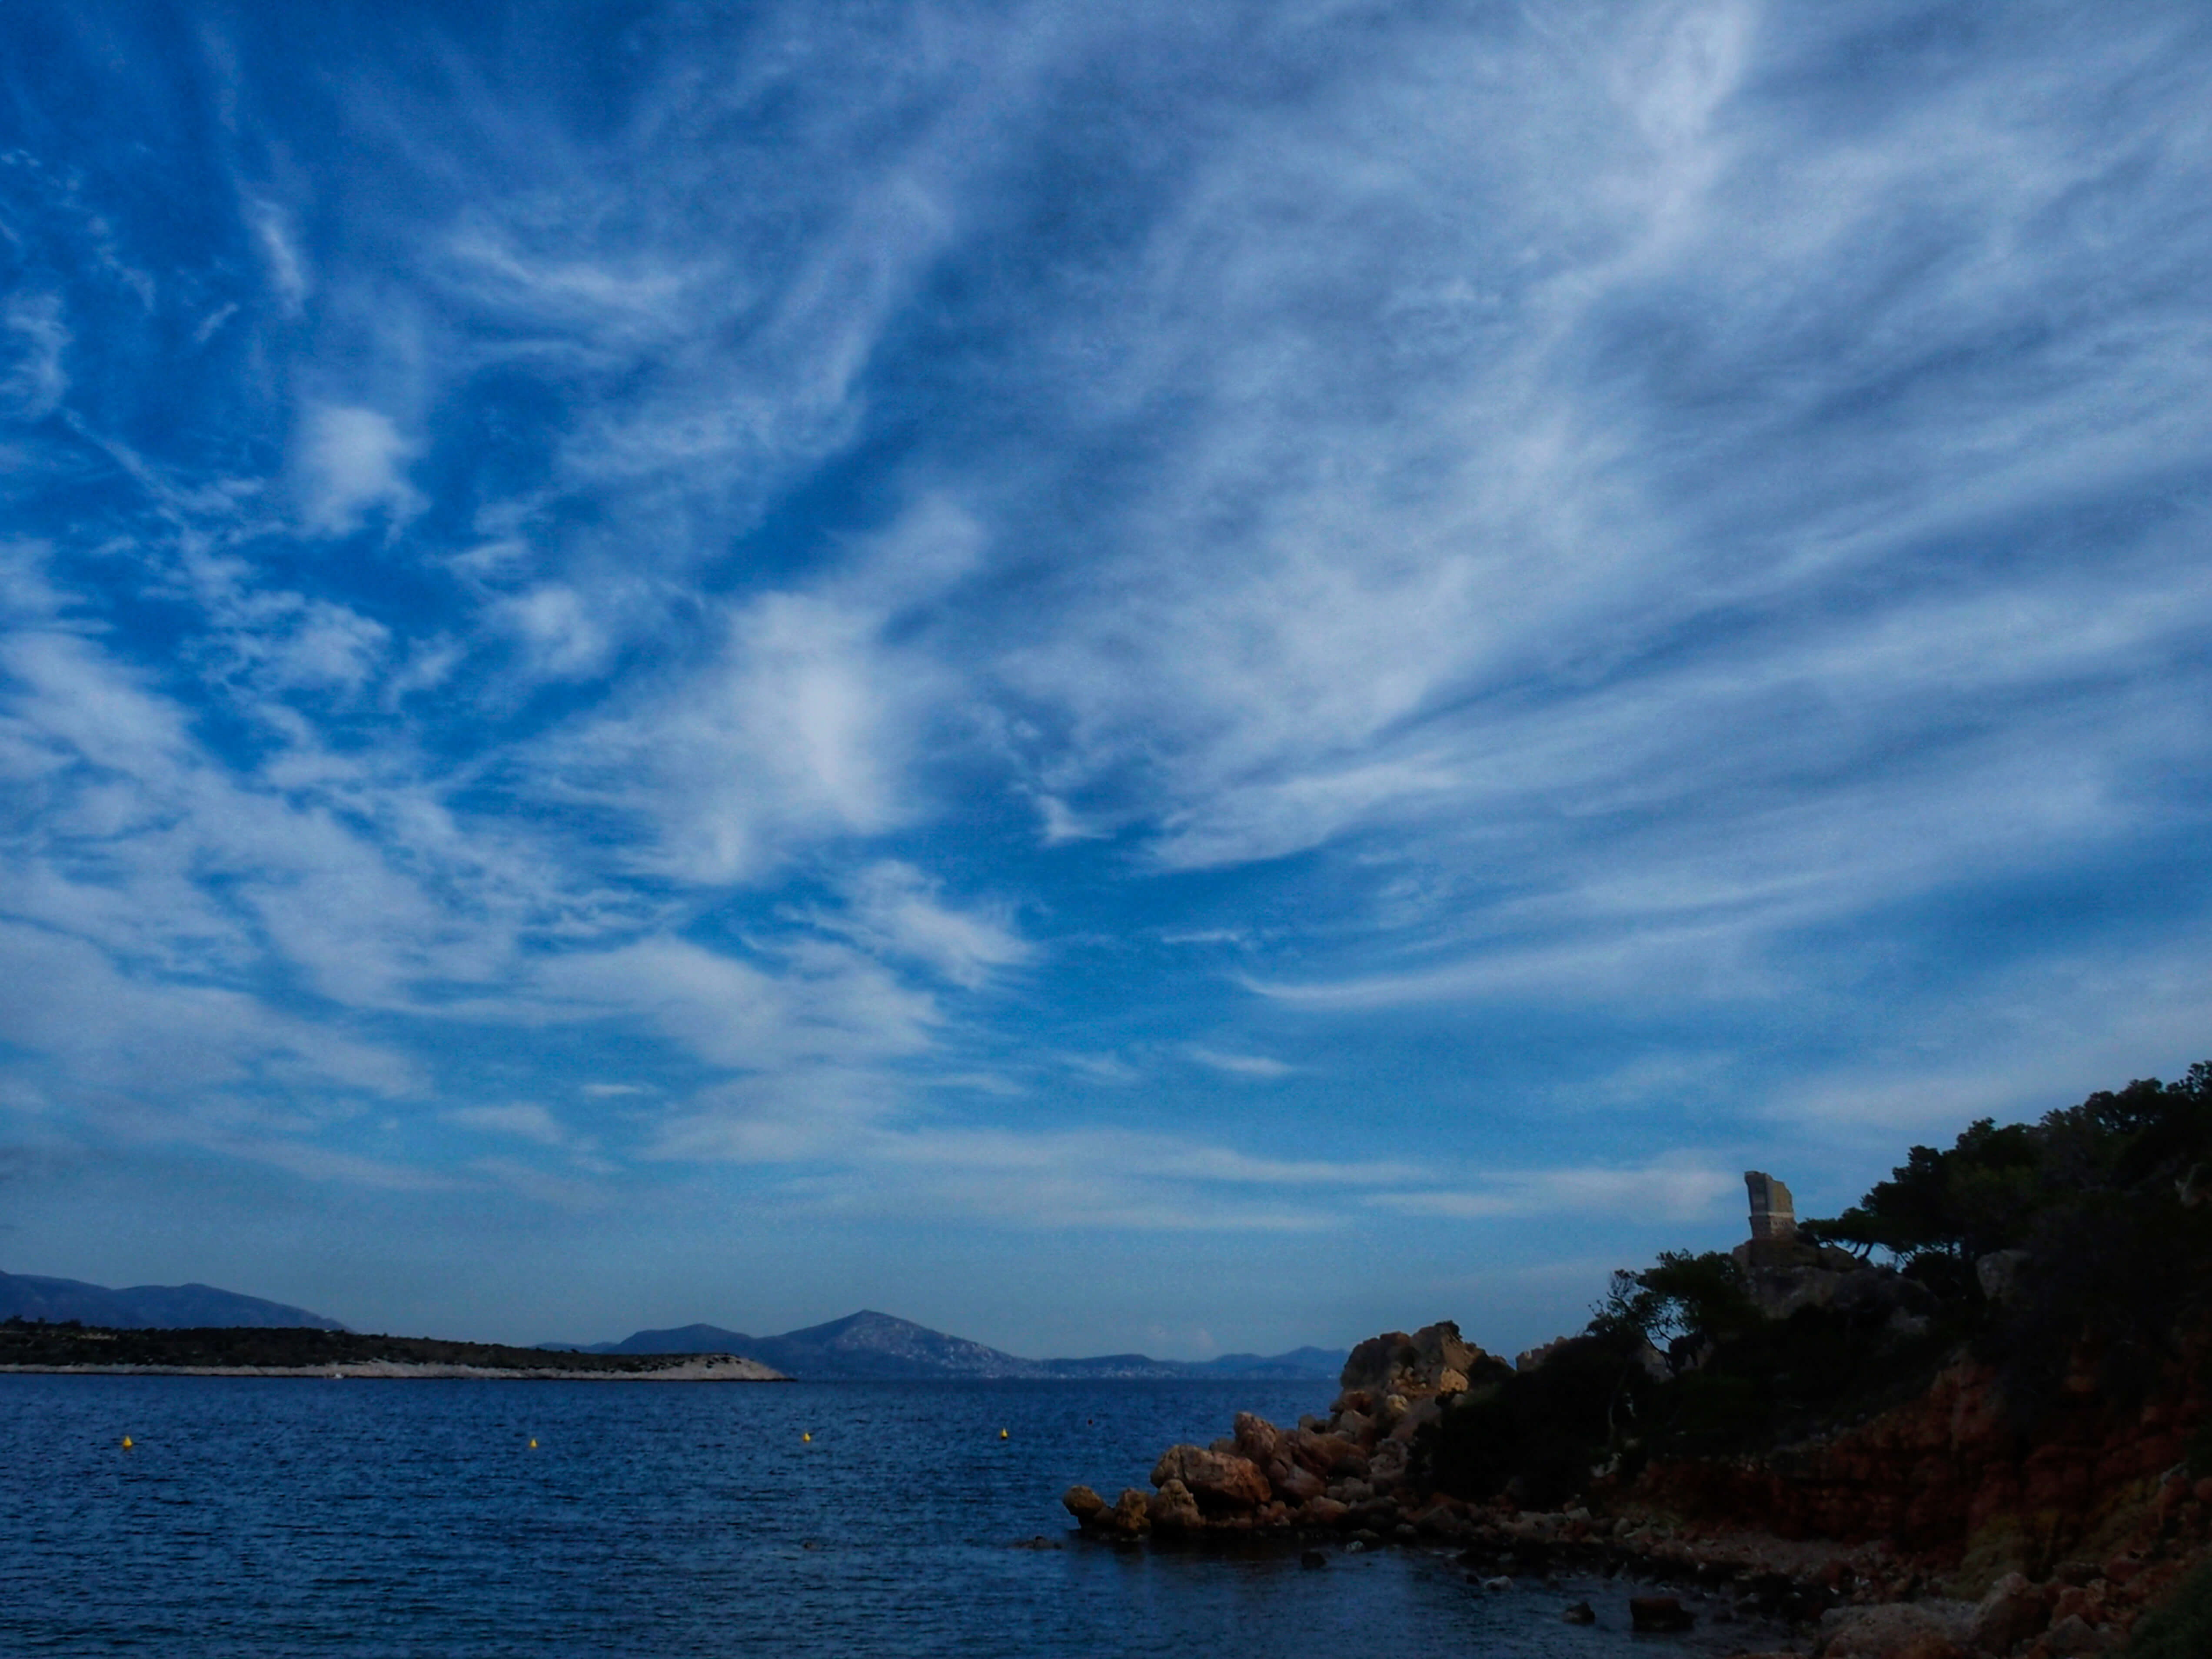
top-left (1637, 1331), bottom-right (2212, 1574)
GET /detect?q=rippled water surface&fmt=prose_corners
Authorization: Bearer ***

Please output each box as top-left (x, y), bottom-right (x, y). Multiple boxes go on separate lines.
top-left (3, 1374), bottom-right (1765, 1655)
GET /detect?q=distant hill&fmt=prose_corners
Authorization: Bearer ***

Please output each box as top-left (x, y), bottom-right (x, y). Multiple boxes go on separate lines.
top-left (549, 1309), bottom-right (1346, 1381)
top-left (0, 1270), bottom-right (345, 1331)
top-left (1189, 1345), bottom-right (1348, 1380)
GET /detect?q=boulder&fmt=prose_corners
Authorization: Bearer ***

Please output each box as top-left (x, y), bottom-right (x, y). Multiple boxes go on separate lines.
top-left (1232, 1412), bottom-right (1282, 1469)
top-left (1298, 1495), bottom-right (1351, 1527)
top-left (1151, 1444), bottom-right (1271, 1512)
top-left (1743, 1264), bottom-right (1850, 1320)
top-left (1108, 1488), bottom-right (1152, 1538)
top-left (1351, 1496), bottom-right (1399, 1530)
top-left (1409, 1320), bottom-right (1479, 1378)
top-left (1148, 1478), bottom-right (1202, 1532)
top-left (1339, 1334), bottom-right (1410, 1396)
top-left (1562, 1602), bottom-right (1596, 1625)
top-left (1062, 1485), bottom-right (1106, 1525)
top-left (1339, 1321), bottom-right (1487, 1398)
top-left (1290, 1428), bottom-right (1367, 1478)
top-left (1270, 1459), bottom-right (1324, 1503)
top-left (1970, 1572), bottom-right (2050, 1652)
top-left (1370, 1437), bottom-right (1408, 1471)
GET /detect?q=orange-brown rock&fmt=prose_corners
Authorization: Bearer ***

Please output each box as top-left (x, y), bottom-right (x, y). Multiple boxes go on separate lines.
top-left (1148, 1478), bottom-right (1202, 1531)
top-left (1288, 1427), bottom-right (1366, 1478)
top-left (1339, 1321), bottom-right (1489, 1400)
top-left (1232, 1411), bottom-right (1283, 1469)
top-left (1633, 1335), bottom-right (2211, 1574)
top-left (1151, 1444), bottom-right (1271, 1512)
top-left (1108, 1487), bottom-right (1152, 1538)
top-left (1297, 1494), bottom-right (1350, 1527)
top-left (1062, 1484), bottom-right (1105, 1524)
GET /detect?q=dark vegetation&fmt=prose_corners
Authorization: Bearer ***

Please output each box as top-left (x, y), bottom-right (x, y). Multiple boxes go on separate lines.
top-left (0, 1321), bottom-right (743, 1373)
top-left (1419, 1062), bottom-right (2212, 1509)
top-left (2127, 1561), bottom-right (2212, 1659)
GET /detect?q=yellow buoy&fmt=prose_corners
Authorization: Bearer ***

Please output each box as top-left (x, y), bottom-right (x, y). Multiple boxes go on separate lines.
top-left (121, 1435), bottom-right (133, 1450)
top-left (529, 1439), bottom-right (538, 1449)
top-left (1000, 1428), bottom-right (1009, 1440)
top-left (802, 1432), bottom-right (812, 1443)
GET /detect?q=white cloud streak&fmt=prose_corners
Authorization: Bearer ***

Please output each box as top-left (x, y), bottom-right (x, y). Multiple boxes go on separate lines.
top-left (1, 2), bottom-right (2209, 1321)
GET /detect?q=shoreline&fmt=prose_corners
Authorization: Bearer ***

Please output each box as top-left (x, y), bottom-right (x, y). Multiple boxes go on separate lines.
top-left (1063, 1317), bottom-right (2206, 1656)
top-left (0, 1356), bottom-right (787, 1381)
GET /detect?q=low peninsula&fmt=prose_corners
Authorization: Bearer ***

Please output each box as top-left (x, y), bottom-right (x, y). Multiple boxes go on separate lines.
top-left (0, 1321), bottom-right (785, 1380)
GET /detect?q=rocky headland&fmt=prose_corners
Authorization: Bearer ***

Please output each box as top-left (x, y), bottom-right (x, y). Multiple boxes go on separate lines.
top-left (1064, 1063), bottom-right (2212, 1659)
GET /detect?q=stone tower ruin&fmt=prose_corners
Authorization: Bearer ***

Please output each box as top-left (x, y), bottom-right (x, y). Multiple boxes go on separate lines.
top-left (1744, 1170), bottom-right (1796, 1243)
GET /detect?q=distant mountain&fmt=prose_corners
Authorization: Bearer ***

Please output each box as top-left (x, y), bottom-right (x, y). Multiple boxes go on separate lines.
top-left (592, 1322), bottom-right (755, 1356)
top-left (549, 1308), bottom-right (1346, 1382)
top-left (0, 1270), bottom-right (345, 1331)
top-left (1192, 1345), bottom-right (1348, 1380)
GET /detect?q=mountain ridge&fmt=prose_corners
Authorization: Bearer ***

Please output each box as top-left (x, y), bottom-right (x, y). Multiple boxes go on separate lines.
top-left (0, 1269), bottom-right (346, 1331)
top-left (547, 1310), bottom-right (1347, 1381)
top-left (1, 1270), bottom-right (1344, 1380)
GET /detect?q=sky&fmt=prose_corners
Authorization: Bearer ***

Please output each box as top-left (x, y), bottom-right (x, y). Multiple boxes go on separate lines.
top-left (1, 1), bottom-right (2208, 1358)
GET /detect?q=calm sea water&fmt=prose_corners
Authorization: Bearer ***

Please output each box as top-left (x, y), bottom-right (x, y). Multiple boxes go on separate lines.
top-left (0, 1375), bottom-right (1772, 1655)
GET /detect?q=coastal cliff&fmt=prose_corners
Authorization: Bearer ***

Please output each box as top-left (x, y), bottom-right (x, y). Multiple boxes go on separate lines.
top-left (1065, 1061), bottom-right (2212, 1657)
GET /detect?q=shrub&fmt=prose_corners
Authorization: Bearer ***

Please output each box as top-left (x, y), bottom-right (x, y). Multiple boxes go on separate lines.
top-left (2126, 1561), bottom-right (2212, 1659)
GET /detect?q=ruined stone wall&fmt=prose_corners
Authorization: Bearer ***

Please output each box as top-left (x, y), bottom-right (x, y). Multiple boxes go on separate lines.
top-left (1746, 1170), bottom-right (1797, 1243)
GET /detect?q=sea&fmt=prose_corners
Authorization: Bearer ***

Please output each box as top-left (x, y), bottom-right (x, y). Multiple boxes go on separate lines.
top-left (0, 1374), bottom-right (1788, 1655)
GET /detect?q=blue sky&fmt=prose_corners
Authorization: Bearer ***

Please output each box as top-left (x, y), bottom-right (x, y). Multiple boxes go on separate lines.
top-left (2, 1), bottom-right (2208, 1356)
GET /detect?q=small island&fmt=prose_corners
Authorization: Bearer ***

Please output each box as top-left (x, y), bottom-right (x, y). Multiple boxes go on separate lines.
top-left (0, 1321), bottom-right (786, 1381)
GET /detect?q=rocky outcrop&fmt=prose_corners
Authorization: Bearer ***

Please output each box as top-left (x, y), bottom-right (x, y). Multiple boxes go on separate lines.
top-left (1058, 1307), bottom-right (2212, 1659)
top-left (1063, 1320), bottom-right (1498, 1542)
top-left (1338, 1320), bottom-right (1495, 1399)
top-left (1151, 1445), bottom-right (1271, 1513)
top-left (1729, 1239), bottom-right (1938, 1326)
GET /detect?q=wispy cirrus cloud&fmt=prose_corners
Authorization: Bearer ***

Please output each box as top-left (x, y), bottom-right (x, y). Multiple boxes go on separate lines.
top-left (2, 0), bottom-right (2210, 1351)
